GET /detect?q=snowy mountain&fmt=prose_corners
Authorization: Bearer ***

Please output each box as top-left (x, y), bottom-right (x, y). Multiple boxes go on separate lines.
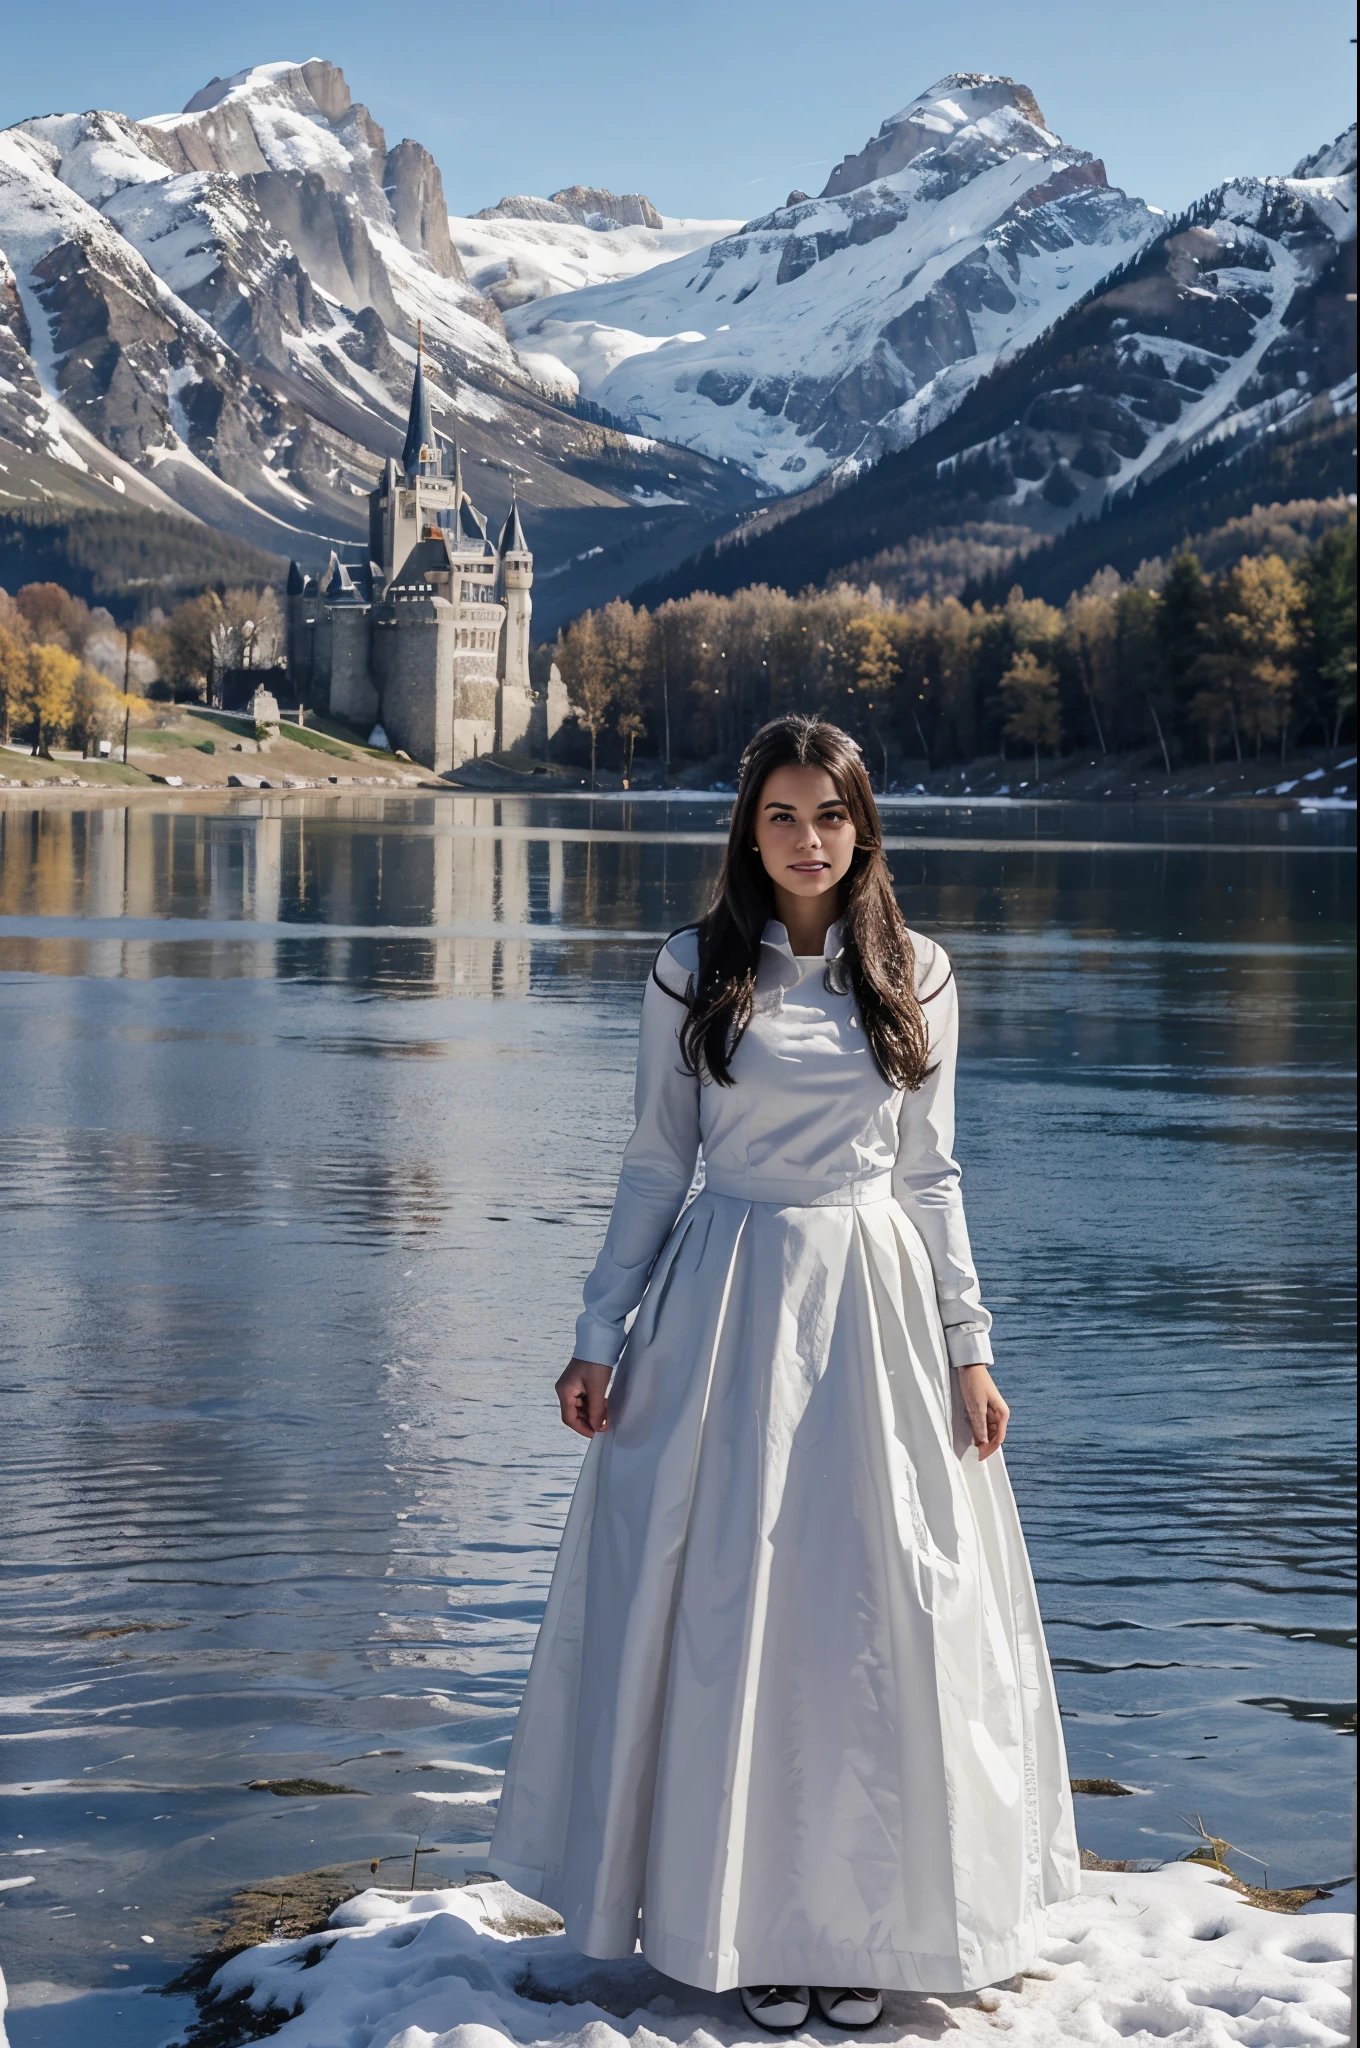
top-left (0, 59), bottom-right (753, 626)
top-left (633, 125), bottom-right (1358, 608)
top-left (505, 75), bottom-right (1162, 491)
top-left (1, 58), bottom-right (1352, 634)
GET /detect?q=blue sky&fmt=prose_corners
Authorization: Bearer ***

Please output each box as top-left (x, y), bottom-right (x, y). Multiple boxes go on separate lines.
top-left (2, 0), bottom-right (1354, 220)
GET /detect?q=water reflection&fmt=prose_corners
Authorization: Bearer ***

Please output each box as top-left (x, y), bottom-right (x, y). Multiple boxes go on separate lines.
top-left (0, 793), bottom-right (1353, 2031)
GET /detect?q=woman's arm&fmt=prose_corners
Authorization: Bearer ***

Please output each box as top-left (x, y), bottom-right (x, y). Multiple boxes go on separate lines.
top-left (893, 945), bottom-right (1007, 1454)
top-left (892, 951), bottom-right (1007, 1457)
top-left (559, 941), bottom-right (701, 1436)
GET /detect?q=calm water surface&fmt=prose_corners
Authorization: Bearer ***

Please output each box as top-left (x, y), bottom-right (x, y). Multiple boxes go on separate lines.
top-left (0, 792), bottom-right (1354, 2044)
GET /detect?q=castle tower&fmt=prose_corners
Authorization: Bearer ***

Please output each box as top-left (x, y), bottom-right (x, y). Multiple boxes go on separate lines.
top-left (497, 494), bottom-right (533, 696)
top-left (285, 559), bottom-right (315, 698)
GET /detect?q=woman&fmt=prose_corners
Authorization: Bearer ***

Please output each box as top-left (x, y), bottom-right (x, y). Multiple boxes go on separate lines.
top-left (490, 717), bottom-right (1078, 2026)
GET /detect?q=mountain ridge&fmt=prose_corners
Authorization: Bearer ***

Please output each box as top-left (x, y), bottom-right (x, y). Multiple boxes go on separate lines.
top-left (506, 75), bottom-right (1161, 490)
top-left (626, 129), bottom-right (1357, 612)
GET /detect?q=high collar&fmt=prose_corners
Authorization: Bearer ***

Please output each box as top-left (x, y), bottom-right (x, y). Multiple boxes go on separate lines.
top-left (761, 918), bottom-right (845, 967)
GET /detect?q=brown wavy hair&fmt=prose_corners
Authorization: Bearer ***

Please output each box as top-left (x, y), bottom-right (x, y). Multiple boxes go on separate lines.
top-left (676, 716), bottom-right (930, 1089)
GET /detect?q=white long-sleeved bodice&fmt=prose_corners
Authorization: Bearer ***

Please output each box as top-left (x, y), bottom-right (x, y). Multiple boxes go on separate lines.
top-left (574, 918), bottom-right (993, 1371)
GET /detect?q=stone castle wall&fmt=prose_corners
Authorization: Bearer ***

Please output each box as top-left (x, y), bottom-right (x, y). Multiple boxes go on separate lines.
top-left (329, 610), bottom-right (379, 728)
top-left (373, 608), bottom-right (451, 772)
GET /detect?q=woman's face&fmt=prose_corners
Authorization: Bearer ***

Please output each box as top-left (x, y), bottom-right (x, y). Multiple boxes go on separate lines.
top-left (751, 763), bottom-right (858, 909)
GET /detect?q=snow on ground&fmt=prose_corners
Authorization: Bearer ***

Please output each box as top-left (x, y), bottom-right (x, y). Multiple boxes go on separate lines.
top-left (183, 1864), bottom-right (1350, 2048)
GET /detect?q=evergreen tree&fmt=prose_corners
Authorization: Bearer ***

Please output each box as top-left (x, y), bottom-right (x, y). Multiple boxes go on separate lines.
top-left (1296, 521), bottom-right (1357, 745)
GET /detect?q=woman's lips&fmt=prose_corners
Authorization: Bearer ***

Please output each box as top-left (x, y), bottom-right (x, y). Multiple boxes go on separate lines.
top-left (790, 861), bottom-right (829, 872)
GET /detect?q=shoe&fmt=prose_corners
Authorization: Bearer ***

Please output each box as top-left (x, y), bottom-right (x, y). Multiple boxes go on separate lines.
top-left (740, 1985), bottom-right (812, 2030)
top-left (814, 1987), bottom-right (883, 2029)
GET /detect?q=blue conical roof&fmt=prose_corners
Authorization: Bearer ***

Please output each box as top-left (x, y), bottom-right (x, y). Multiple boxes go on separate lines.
top-left (402, 344), bottom-right (437, 479)
top-left (497, 496), bottom-right (528, 555)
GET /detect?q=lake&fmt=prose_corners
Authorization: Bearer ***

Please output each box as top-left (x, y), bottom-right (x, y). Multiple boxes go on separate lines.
top-left (0, 790), bottom-right (1354, 2046)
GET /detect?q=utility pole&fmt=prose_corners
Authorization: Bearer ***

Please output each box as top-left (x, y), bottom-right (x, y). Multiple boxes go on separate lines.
top-left (121, 626), bottom-right (133, 764)
top-left (660, 620), bottom-right (671, 781)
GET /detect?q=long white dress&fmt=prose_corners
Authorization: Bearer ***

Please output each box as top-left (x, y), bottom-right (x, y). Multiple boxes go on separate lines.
top-left (489, 919), bottom-right (1079, 1993)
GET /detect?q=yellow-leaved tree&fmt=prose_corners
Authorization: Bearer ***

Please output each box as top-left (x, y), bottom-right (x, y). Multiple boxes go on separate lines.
top-left (0, 623), bottom-right (30, 747)
top-left (24, 644), bottom-right (81, 757)
top-left (999, 649), bottom-right (1063, 787)
top-left (558, 611), bottom-right (613, 789)
top-left (847, 615), bottom-right (900, 792)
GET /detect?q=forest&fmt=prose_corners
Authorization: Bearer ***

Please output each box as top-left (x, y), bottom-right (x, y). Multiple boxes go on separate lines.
top-left (1, 521), bottom-right (1354, 779)
top-left (0, 583), bottom-right (283, 755)
top-left (551, 522), bottom-right (1356, 783)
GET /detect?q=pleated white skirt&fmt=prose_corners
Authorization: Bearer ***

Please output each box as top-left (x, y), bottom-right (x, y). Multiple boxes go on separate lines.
top-left (489, 1185), bottom-right (1080, 1992)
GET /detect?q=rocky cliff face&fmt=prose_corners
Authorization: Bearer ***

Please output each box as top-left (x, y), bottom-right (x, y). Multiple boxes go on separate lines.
top-left (507, 76), bottom-right (1161, 490)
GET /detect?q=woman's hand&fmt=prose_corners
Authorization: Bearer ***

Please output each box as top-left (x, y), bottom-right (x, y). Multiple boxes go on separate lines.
top-left (957, 1364), bottom-right (1009, 1460)
top-left (555, 1359), bottom-right (612, 1439)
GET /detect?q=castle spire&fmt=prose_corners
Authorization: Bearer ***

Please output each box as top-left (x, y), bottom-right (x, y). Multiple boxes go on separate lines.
top-left (401, 320), bottom-right (437, 480)
top-left (498, 485), bottom-right (528, 556)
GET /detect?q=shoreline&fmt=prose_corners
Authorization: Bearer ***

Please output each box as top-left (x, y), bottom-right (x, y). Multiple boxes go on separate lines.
top-left (0, 776), bottom-right (1354, 816)
top-left (11, 1855), bottom-right (1342, 2048)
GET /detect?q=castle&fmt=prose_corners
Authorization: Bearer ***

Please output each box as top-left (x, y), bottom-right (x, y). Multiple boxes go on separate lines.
top-left (285, 340), bottom-right (564, 772)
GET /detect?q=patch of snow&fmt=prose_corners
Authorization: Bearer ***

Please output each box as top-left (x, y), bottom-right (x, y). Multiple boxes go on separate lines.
top-left (450, 209), bottom-right (743, 312)
top-left (16, 110), bottom-right (172, 208)
top-left (1112, 231), bottom-right (1303, 493)
top-left (518, 349), bottom-right (579, 396)
top-left (102, 171), bottom-right (248, 295)
top-left (201, 1864), bottom-right (1352, 2048)
top-left (411, 1788), bottom-right (501, 1805)
top-left (367, 224), bottom-right (518, 375)
top-left (451, 379), bottom-right (502, 422)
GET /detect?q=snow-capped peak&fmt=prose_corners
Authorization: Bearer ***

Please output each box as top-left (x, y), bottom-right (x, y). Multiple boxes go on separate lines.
top-left (822, 74), bottom-right (1063, 197)
top-left (172, 58), bottom-right (341, 120)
